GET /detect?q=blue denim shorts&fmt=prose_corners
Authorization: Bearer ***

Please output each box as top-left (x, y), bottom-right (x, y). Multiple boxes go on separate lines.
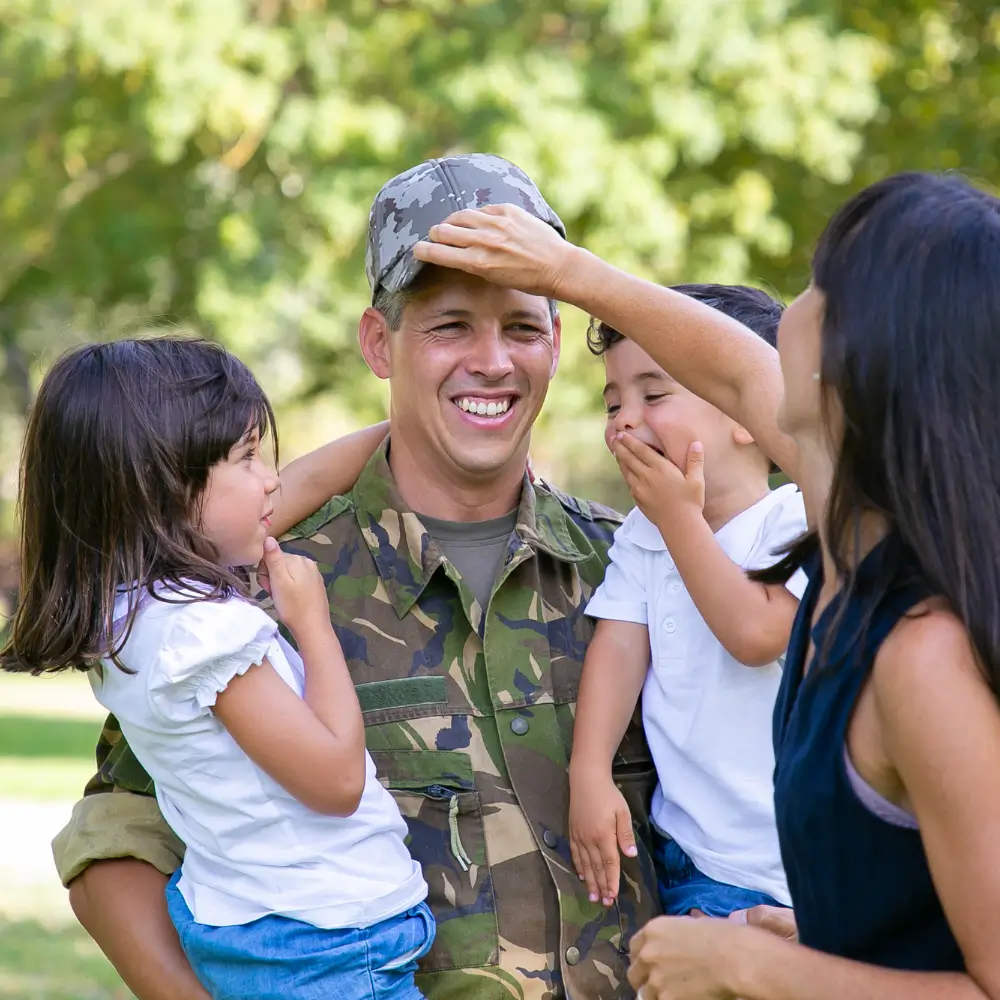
top-left (652, 828), bottom-right (788, 918)
top-left (166, 871), bottom-right (435, 1000)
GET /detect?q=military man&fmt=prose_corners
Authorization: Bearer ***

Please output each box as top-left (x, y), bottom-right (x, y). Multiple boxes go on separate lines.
top-left (54, 154), bottom-right (660, 1000)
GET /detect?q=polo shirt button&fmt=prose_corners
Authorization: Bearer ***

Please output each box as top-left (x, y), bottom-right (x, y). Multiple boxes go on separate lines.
top-left (668, 580), bottom-right (682, 594)
top-left (663, 618), bottom-right (677, 634)
top-left (510, 717), bottom-right (529, 735)
top-left (543, 829), bottom-right (558, 849)
top-left (564, 946), bottom-right (581, 966)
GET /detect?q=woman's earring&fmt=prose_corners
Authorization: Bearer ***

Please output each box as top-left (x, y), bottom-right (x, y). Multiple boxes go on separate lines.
top-left (811, 372), bottom-right (821, 381)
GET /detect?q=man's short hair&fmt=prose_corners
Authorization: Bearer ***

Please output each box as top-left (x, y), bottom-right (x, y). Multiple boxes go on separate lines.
top-left (586, 283), bottom-right (784, 356)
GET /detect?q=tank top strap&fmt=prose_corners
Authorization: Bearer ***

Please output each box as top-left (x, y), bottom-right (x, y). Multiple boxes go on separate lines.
top-left (810, 539), bottom-right (934, 739)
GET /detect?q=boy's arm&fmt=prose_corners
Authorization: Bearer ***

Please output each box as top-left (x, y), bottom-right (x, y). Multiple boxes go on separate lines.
top-left (662, 515), bottom-right (798, 666)
top-left (570, 619), bottom-right (651, 776)
top-left (269, 421), bottom-right (389, 538)
top-left (570, 619), bottom-right (650, 905)
top-left (615, 436), bottom-right (799, 667)
top-left (571, 526), bottom-right (653, 906)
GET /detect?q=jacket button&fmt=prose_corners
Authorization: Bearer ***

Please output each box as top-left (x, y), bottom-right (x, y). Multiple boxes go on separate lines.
top-left (543, 829), bottom-right (558, 849)
top-left (510, 717), bottom-right (529, 735)
top-left (663, 617), bottom-right (677, 634)
top-left (564, 946), bottom-right (581, 966)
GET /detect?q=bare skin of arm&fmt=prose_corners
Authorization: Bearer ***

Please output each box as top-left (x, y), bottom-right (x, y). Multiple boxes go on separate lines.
top-left (69, 859), bottom-right (209, 1000)
top-left (616, 435), bottom-right (799, 666)
top-left (568, 618), bottom-right (650, 906)
top-left (214, 541), bottom-right (367, 816)
top-left (412, 206), bottom-right (802, 484)
top-left (269, 421), bottom-right (388, 537)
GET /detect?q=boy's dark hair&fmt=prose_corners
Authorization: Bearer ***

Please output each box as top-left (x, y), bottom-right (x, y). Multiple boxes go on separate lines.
top-left (586, 283), bottom-right (783, 356)
top-left (0, 337), bottom-right (277, 675)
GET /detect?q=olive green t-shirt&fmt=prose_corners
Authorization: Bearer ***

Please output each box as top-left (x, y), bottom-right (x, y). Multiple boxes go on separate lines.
top-left (419, 509), bottom-right (519, 611)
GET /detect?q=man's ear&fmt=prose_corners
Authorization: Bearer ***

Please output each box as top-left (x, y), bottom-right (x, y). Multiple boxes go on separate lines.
top-left (550, 310), bottom-right (562, 379)
top-left (359, 307), bottom-right (392, 380)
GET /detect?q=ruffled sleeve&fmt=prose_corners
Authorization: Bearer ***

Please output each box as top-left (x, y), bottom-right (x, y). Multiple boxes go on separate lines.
top-left (146, 597), bottom-right (281, 723)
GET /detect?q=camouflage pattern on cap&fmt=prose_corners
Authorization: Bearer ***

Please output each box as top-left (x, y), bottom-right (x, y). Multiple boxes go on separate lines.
top-left (54, 442), bottom-right (660, 999)
top-left (366, 154), bottom-right (566, 299)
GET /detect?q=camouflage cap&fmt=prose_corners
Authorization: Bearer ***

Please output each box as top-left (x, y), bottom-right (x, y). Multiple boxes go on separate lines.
top-left (365, 153), bottom-right (566, 300)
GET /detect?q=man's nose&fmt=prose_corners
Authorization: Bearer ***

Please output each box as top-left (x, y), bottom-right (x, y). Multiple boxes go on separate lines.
top-left (467, 329), bottom-right (515, 380)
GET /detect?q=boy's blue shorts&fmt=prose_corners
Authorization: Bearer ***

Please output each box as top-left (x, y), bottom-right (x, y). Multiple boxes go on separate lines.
top-left (652, 828), bottom-right (788, 918)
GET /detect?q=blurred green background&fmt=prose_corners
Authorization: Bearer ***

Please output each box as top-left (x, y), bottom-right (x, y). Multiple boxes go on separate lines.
top-left (0, 1), bottom-right (997, 997)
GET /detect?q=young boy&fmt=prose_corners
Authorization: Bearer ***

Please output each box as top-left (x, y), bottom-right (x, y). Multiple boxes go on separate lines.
top-left (568, 284), bottom-right (807, 929)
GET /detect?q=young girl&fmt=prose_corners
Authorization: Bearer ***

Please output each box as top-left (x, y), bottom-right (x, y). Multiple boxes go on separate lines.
top-left (0, 337), bottom-right (433, 1000)
top-left (412, 174), bottom-right (1000, 999)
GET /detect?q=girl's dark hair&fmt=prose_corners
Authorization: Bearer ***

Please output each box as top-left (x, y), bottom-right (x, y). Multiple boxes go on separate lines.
top-left (0, 337), bottom-right (277, 675)
top-left (756, 172), bottom-right (1000, 691)
top-left (587, 283), bottom-right (783, 355)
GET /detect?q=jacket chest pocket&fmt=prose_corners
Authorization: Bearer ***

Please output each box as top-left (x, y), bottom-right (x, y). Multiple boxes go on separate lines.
top-left (371, 749), bottom-right (499, 972)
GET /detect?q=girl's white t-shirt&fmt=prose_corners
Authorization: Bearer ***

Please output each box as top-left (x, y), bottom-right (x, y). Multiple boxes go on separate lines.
top-left (585, 485), bottom-right (808, 906)
top-left (90, 589), bottom-right (426, 929)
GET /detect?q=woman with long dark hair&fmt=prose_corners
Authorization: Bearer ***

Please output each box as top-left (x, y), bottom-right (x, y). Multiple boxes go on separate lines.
top-left (411, 171), bottom-right (1000, 999)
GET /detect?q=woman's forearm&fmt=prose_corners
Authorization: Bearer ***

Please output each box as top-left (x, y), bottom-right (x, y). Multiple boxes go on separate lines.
top-left (557, 247), bottom-right (795, 475)
top-left (731, 929), bottom-right (983, 1000)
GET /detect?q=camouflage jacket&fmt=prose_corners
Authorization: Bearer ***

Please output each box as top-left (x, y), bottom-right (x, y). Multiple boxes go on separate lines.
top-left (53, 444), bottom-right (660, 1000)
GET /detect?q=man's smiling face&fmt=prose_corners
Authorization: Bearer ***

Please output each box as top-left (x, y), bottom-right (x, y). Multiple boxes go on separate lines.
top-left (371, 267), bottom-right (561, 482)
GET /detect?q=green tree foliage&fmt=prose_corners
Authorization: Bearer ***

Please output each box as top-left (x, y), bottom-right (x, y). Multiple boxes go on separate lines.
top-left (0, 0), bottom-right (995, 523)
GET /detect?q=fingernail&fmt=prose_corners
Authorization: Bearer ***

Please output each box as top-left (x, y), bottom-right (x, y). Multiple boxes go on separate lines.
top-left (626, 846), bottom-right (638, 856)
top-left (589, 893), bottom-right (598, 903)
top-left (603, 897), bottom-right (613, 907)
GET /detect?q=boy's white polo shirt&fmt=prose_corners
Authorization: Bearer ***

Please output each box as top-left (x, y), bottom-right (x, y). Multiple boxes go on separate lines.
top-left (585, 484), bottom-right (807, 905)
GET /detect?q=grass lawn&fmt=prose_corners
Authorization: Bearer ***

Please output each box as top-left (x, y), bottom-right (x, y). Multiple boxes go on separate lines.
top-left (0, 672), bottom-right (137, 999)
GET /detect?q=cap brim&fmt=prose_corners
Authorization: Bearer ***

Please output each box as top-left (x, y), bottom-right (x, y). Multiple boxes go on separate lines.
top-left (375, 247), bottom-right (426, 298)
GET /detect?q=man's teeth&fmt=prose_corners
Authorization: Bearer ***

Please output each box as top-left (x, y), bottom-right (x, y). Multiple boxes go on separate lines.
top-left (456, 398), bottom-right (512, 417)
